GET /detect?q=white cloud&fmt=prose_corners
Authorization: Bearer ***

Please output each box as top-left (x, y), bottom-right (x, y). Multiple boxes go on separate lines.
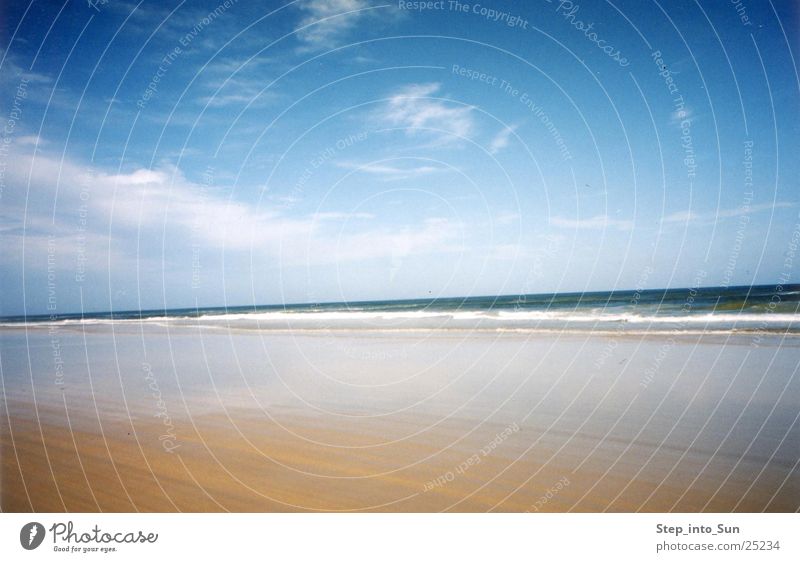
top-left (312, 211), bottom-right (374, 220)
top-left (336, 160), bottom-right (446, 180)
top-left (488, 124), bottom-right (517, 155)
top-left (493, 212), bottom-right (519, 226)
top-left (198, 92), bottom-right (265, 107)
top-left (377, 82), bottom-right (475, 143)
top-left (661, 202), bottom-right (794, 224)
top-left (661, 210), bottom-right (694, 223)
top-left (198, 73), bottom-right (281, 108)
top-left (203, 55), bottom-right (276, 74)
top-left (14, 135), bottom-right (46, 146)
top-left (1, 152), bottom-right (285, 253)
top-left (0, 50), bottom-right (52, 85)
top-left (0, 149), bottom-right (461, 275)
top-left (550, 214), bottom-right (634, 231)
top-left (295, 0), bottom-right (374, 51)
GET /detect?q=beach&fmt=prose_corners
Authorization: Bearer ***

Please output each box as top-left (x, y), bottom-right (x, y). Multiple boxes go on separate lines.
top-left (2, 321), bottom-right (798, 512)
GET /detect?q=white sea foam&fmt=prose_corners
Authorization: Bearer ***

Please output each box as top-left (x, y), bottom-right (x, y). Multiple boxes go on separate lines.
top-left (3, 308), bottom-right (798, 332)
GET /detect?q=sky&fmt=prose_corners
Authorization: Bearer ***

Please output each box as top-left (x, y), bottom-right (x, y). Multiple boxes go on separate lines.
top-left (1, 0), bottom-right (799, 315)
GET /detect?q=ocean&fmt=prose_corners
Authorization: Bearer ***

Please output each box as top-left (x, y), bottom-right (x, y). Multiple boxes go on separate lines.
top-left (2, 284), bottom-right (798, 334)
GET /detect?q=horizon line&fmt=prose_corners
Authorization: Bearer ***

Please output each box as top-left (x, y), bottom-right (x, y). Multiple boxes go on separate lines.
top-left (3, 282), bottom-right (798, 321)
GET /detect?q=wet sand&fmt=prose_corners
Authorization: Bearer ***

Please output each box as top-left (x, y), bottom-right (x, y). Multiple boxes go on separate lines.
top-left (2, 326), bottom-right (798, 512)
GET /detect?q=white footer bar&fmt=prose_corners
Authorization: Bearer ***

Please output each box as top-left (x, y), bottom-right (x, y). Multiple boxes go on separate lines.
top-left (1, 513), bottom-right (797, 561)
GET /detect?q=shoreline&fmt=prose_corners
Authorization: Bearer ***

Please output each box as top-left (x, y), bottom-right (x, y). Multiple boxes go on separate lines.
top-left (2, 329), bottom-right (798, 512)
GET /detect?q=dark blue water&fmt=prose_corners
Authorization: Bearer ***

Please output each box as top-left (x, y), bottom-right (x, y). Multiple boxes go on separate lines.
top-left (1, 285), bottom-right (798, 333)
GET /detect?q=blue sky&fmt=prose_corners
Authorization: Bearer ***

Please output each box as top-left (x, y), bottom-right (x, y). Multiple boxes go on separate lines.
top-left (1, 0), bottom-right (798, 315)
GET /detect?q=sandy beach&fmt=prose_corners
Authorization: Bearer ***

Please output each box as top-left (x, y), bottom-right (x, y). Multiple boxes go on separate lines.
top-left (2, 324), bottom-right (797, 512)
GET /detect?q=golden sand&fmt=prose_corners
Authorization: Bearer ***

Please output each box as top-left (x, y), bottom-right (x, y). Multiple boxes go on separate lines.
top-left (3, 399), bottom-right (794, 512)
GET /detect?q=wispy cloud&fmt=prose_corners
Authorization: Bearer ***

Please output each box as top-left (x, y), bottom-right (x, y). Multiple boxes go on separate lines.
top-left (0, 50), bottom-right (52, 85)
top-left (295, 0), bottom-right (381, 51)
top-left (313, 211), bottom-right (375, 220)
top-left (661, 202), bottom-right (795, 225)
top-left (198, 73), bottom-right (281, 108)
top-left (202, 55), bottom-right (277, 75)
top-left (550, 214), bottom-right (634, 231)
top-left (488, 124), bottom-right (517, 155)
top-left (493, 212), bottom-right (520, 226)
top-left (14, 135), bottom-right (47, 146)
top-left (336, 160), bottom-right (446, 180)
top-left (198, 92), bottom-right (268, 108)
top-left (377, 82), bottom-right (475, 143)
